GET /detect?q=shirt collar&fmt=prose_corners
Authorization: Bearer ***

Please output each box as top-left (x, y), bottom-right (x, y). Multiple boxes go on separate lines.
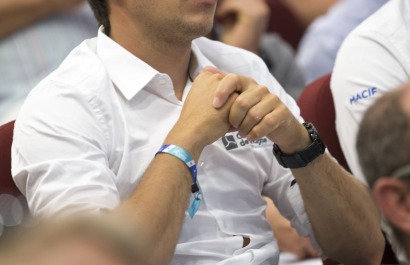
top-left (96, 27), bottom-right (216, 101)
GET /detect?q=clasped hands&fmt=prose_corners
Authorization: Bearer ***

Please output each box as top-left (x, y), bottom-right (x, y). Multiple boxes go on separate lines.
top-left (175, 67), bottom-right (311, 156)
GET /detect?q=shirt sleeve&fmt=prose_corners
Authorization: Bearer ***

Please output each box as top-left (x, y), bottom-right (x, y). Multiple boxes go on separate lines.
top-left (12, 80), bottom-right (120, 217)
top-left (331, 32), bottom-right (410, 182)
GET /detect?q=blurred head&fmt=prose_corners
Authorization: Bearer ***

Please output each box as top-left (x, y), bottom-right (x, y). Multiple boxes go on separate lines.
top-left (1, 217), bottom-right (140, 265)
top-left (88, 0), bottom-right (217, 43)
top-left (357, 84), bottom-right (410, 258)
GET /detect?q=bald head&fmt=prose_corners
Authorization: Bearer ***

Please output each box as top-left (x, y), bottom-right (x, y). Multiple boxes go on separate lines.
top-left (357, 84), bottom-right (410, 186)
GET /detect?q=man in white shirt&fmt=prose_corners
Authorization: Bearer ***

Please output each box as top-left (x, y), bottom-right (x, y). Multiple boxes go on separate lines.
top-left (357, 84), bottom-right (410, 263)
top-left (331, 0), bottom-right (410, 184)
top-left (12, 0), bottom-right (383, 264)
top-left (297, 0), bottom-right (386, 84)
top-left (331, 0), bottom-right (410, 262)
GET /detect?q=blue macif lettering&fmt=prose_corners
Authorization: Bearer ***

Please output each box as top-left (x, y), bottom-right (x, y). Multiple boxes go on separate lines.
top-left (361, 89), bottom-right (369, 99)
top-left (350, 87), bottom-right (378, 105)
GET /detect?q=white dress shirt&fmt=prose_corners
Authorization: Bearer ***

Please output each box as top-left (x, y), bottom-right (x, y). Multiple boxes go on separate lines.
top-left (296, 0), bottom-right (387, 84)
top-left (331, 0), bottom-right (410, 263)
top-left (12, 29), bottom-right (319, 264)
top-left (0, 3), bottom-right (97, 124)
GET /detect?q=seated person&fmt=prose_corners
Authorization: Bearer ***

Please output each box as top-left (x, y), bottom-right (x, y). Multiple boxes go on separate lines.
top-left (213, 0), bottom-right (305, 99)
top-left (332, 2), bottom-right (410, 262)
top-left (296, 0), bottom-right (387, 84)
top-left (280, 0), bottom-right (338, 28)
top-left (0, 0), bottom-right (97, 124)
top-left (332, 0), bottom-right (410, 184)
top-left (357, 84), bottom-right (410, 262)
top-left (12, 0), bottom-right (384, 264)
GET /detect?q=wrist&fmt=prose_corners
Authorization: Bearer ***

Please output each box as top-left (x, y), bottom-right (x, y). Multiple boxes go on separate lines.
top-left (277, 123), bottom-right (312, 154)
top-left (165, 124), bottom-right (206, 162)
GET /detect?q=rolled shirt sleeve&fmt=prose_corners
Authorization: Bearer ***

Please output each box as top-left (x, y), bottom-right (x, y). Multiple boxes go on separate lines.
top-left (12, 79), bottom-right (120, 217)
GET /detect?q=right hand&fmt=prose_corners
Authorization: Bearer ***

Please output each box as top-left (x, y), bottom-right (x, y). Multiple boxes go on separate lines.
top-left (166, 68), bottom-right (238, 160)
top-left (48, 0), bottom-right (86, 12)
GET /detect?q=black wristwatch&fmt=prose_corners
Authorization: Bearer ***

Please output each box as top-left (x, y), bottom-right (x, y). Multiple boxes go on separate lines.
top-left (273, 122), bottom-right (326, 168)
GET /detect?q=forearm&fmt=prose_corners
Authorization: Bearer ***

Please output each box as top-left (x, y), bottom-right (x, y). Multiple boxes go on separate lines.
top-left (292, 154), bottom-right (384, 264)
top-left (0, 0), bottom-right (60, 39)
top-left (118, 129), bottom-right (203, 265)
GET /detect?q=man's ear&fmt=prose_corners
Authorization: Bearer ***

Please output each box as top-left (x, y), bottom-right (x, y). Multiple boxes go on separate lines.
top-left (373, 177), bottom-right (410, 233)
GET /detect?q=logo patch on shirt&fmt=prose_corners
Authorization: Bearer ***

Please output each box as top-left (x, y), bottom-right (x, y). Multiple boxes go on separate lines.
top-left (349, 87), bottom-right (377, 105)
top-left (221, 133), bottom-right (269, 151)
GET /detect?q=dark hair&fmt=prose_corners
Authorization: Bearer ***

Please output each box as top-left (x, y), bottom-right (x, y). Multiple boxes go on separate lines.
top-left (356, 88), bottom-right (410, 187)
top-left (87, 0), bottom-right (111, 35)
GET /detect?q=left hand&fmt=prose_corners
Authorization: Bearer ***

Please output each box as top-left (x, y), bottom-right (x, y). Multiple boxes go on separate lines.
top-left (212, 68), bottom-right (311, 154)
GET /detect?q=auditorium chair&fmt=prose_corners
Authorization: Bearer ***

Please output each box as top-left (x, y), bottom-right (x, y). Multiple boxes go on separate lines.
top-left (0, 120), bottom-right (29, 239)
top-left (0, 120), bottom-right (21, 197)
top-left (298, 74), bottom-right (399, 265)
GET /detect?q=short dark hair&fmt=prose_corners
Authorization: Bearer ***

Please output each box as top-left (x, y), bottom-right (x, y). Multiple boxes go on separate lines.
top-left (87, 0), bottom-right (111, 35)
top-left (356, 88), bottom-right (410, 187)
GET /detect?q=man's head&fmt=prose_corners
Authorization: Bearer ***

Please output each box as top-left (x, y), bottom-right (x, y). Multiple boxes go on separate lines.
top-left (88, 0), bottom-right (217, 44)
top-left (357, 84), bottom-right (410, 256)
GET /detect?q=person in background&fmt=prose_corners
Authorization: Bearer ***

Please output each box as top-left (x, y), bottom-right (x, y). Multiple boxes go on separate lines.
top-left (212, 0), bottom-right (305, 99)
top-left (280, 0), bottom-right (338, 28)
top-left (331, 0), bottom-right (410, 262)
top-left (296, 0), bottom-right (386, 84)
top-left (0, 0), bottom-right (97, 124)
top-left (0, 217), bottom-right (142, 265)
top-left (357, 84), bottom-right (410, 263)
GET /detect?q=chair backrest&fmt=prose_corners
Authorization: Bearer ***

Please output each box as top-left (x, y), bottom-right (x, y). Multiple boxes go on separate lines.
top-left (297, 73), bottom-right (350, 172)
top-left (0, 121), bottom-right (22, 197)
top-left (298, 74), bottom-right (399, 265)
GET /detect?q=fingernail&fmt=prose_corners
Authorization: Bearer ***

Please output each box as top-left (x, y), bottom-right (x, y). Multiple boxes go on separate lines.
top-left (213, 98), bottom-right (222, 108)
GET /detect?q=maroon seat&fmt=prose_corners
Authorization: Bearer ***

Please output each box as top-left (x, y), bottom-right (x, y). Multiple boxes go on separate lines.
top-left (298, 74), bottom-right (398, 265)
top-left (297, 74), bottom-right (350, 172)
top-left (266, 0), bottom-right (306, 50)
top-left (0, 121), bottom-right (22, 197)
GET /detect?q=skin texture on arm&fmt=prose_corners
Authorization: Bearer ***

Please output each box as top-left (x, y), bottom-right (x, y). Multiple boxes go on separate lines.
top-left (212, 69), bottom-right (385, 265)
top-left (0, 0), bottom-right (85, 39)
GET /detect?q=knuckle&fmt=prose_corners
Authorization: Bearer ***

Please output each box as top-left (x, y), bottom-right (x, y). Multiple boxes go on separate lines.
top-left (236, 96), bottom-right (250, 110)
top-left (265, 114), bottom-right (277, 127)
top-left (212, 73), bottom-right (224, 81)
top-left (227, 73), bottom-right (240, 83)
top-left (255, 85), bottom-right (269, 94)
top-left (248, 108), bottom-right (261, 121)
